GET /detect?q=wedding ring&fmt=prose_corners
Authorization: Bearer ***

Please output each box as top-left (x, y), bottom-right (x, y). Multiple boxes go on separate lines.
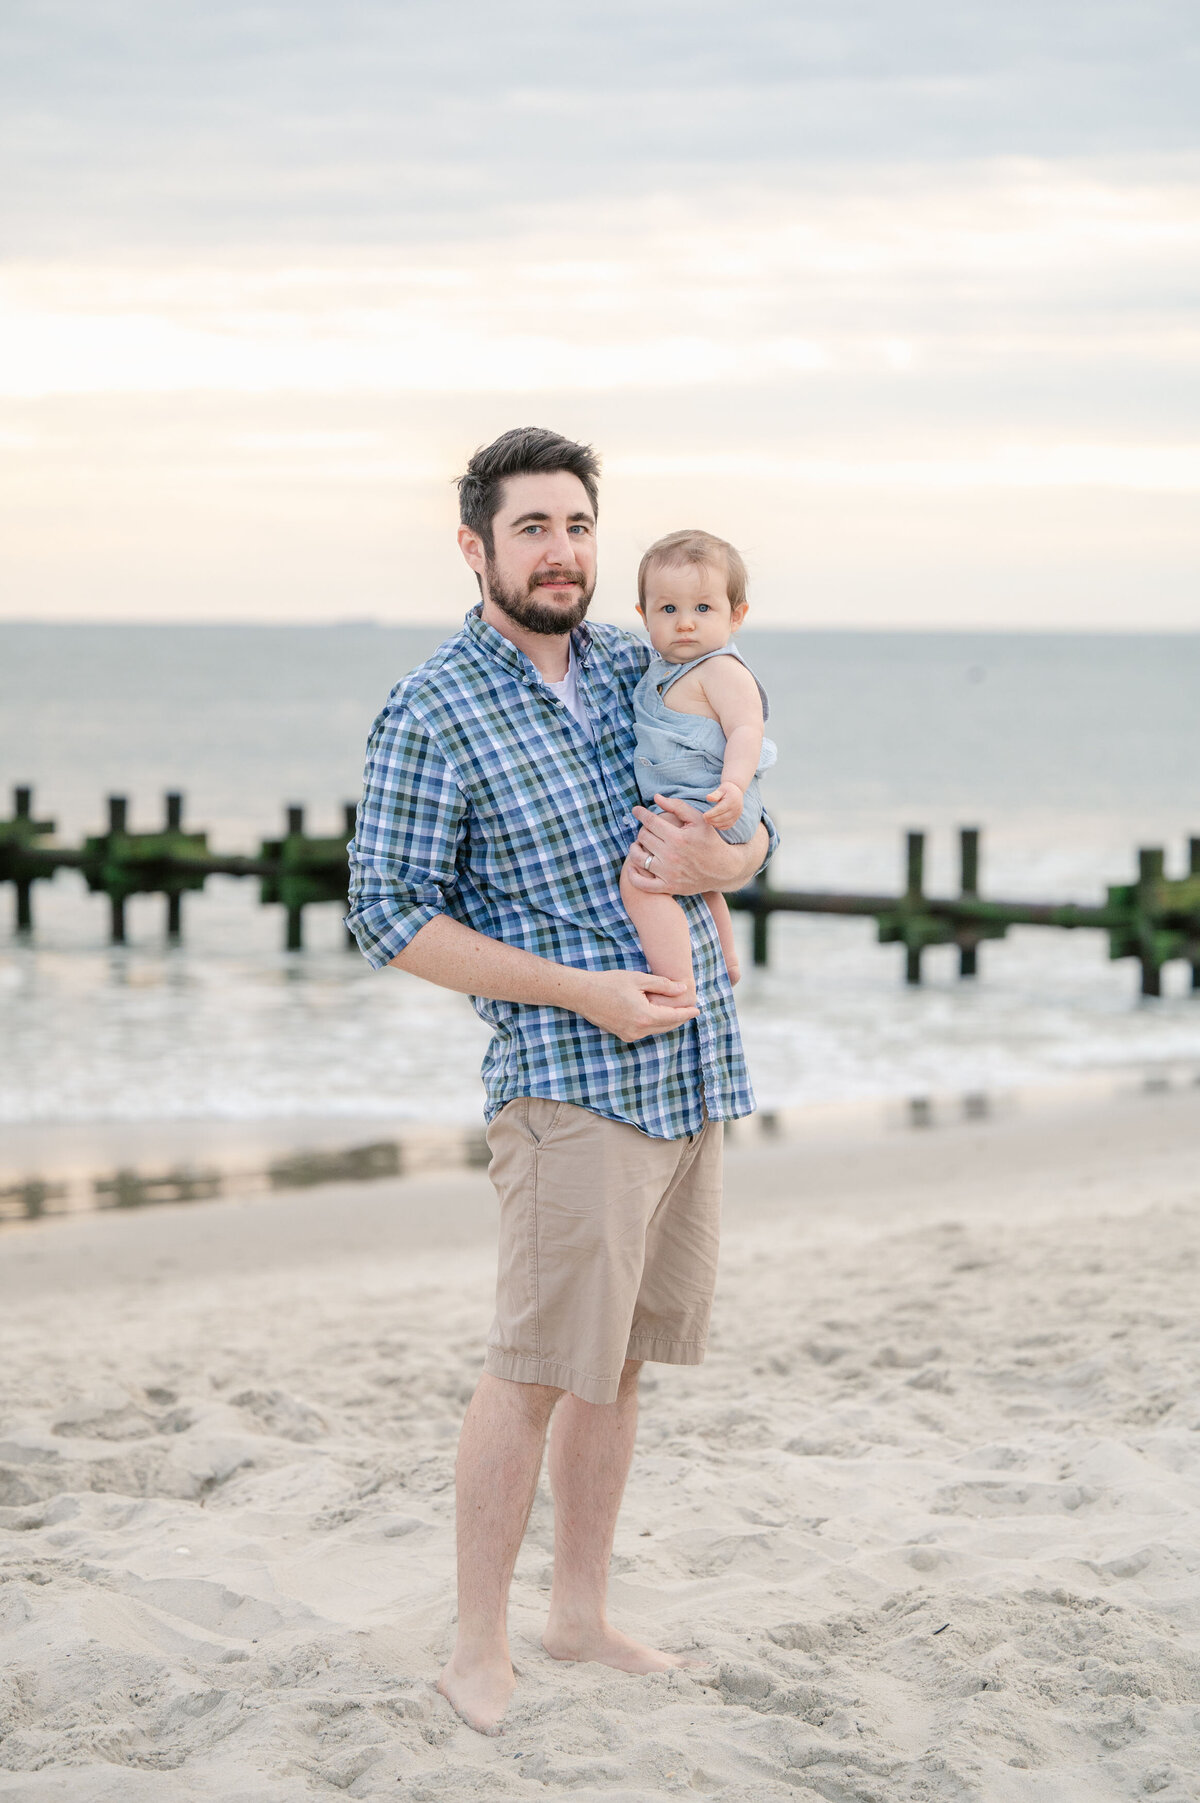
top-left (644, 852), bottom-right (655, 871)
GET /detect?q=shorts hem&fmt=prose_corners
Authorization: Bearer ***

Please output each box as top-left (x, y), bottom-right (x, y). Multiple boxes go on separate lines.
top-left (483, 1348), bottom-right (622, 1406)
top-left (625, 1335), bottom-right (707, 1368)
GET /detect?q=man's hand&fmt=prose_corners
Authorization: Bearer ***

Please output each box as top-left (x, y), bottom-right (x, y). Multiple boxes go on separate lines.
top-left (387, 912), bottom-right (698, 1038)
top-left (624, 795), bottom-right (767, 896)
top-left (703, 782), bottom-right (744, 830)
top-left (574, 968), bottom-right (698, 1041)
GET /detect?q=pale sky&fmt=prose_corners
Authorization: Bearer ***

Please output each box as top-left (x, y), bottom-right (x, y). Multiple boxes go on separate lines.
top-left (2, 1), bottom-right (1198, 628)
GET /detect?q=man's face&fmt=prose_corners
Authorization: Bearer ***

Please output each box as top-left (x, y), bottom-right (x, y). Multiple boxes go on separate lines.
top-left (463, 471), bottom-right (597, 636)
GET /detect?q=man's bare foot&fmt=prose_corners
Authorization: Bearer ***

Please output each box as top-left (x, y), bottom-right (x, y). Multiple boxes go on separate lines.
top-left (542, 1621), bottom-right (702, 1674)
top-left (436, 1654), bottom-right (516, 1735)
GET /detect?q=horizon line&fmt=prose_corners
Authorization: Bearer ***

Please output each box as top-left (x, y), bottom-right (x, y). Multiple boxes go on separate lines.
top-left (2, 618), bottom-right (1198, 638)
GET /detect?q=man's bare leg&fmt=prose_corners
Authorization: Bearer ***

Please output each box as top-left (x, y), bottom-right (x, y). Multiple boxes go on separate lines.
top-left (542, 1358), bottom-right (688, 1672)
top-left (438, 1372), bottom-right (562, 1734)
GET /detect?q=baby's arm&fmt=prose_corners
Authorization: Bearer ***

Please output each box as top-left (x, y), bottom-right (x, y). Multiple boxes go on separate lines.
top-left (697, 657), bottom-right (765, 829)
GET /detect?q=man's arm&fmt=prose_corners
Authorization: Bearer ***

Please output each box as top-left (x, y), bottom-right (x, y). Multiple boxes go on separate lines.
top-left (388, 915), bottom-right (697, 1042)
top-left (623, 797), bottom-right (771, 897)
top-left (348, 698), bottom-right (697, 1043)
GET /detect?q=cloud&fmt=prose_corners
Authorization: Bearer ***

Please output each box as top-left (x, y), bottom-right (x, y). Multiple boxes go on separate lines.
top-left (3, 163), bottom-right (1198, 398)
top-left (1, 2), bottom-right (1197, 624)
top-left (3, 1), bottom-right (1198, 250)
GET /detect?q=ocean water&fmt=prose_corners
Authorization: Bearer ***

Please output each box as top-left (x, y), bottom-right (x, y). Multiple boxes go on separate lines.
top-left (2, 623), bottom-right (1200, 1132)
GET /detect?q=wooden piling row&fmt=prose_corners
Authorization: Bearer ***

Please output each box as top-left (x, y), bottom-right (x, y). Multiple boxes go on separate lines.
top-left (2, 785), bottom-right (1200, 993)
top-left (725, 821), bottom-right (1200, 997)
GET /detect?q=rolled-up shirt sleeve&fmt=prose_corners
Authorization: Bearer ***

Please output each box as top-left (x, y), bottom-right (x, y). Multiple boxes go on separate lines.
top-left (345, 700), bottom-right (467, 969)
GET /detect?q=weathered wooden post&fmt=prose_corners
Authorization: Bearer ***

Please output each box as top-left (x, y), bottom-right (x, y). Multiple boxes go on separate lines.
top-left (13, 786), bottom-right (33, 932)
top-left (905, 830), bottom-right (925, 985)
top-left (875, 827), bottom-right (955, 984)
top-left (1190, 838), bottom-right (1200, 992)
top-left (2, 785), bottom-right (56, 934)
top-left (165, 792), bottom-right (184, 940)
top-left (751, 862), bottom-right (771, 967)
top-left (107, 796), bottom-right (128, 944)
top-left (1136, 848), bottom-right (1165, 997)
top-left (285, 805), bottom-right (305, 950)
top-left (344, 802), bottom-right (358, 949)
top-left (958, 827), bottom-right (980, 977)
top-left (257, 803), bottom-right (352, 950)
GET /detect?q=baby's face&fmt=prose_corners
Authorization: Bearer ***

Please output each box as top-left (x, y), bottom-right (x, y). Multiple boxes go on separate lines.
top-left (639, 559), bottom-right (745, 664)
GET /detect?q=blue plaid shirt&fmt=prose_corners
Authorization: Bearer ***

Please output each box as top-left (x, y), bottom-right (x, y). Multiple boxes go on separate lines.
top-left (346, 606), bottom-right (776, 1140)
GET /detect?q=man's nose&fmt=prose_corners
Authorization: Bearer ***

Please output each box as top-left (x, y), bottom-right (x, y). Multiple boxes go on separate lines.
top-left (541, 529), bottom-right (578, 566)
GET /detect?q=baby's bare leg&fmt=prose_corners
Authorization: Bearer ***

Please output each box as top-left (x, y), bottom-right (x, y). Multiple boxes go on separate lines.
top-left (620, 854), bottom-right (696, 1004)
top-left (705, 891), bottom-right (741, 985)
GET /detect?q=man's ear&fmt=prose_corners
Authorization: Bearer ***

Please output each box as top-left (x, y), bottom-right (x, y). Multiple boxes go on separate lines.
top-left (457, 524), bottom-right (487, 580)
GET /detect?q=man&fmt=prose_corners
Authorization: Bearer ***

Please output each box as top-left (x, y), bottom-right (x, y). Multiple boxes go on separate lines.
top-left (346, 426), bottom-right (775, 1735)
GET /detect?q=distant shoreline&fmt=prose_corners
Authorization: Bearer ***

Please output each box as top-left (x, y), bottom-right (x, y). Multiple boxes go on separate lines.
top-left (4, 619), bottom-right (1200, 637)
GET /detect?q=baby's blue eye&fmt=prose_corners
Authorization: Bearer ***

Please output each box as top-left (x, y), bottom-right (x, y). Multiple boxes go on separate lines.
top-left (697, 604), bottom-right (710, 612)
top-left (662, 604), bottom-right (675, 614)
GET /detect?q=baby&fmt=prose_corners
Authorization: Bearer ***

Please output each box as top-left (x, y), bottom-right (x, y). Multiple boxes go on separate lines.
top-left (620, 529), bottom-right (776, 1001)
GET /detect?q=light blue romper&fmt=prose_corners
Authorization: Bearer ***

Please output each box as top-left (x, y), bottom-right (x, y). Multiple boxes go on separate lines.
top-left (631, 645), bottom-right (777, 845)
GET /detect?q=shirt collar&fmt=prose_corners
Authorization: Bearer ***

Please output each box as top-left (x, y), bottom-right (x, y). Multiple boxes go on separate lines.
top-left (464, 603), bottom-right (597, 689)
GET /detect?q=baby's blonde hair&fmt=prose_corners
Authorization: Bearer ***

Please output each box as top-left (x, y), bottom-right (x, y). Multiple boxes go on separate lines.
top-left (637, 529), bottom-right (747, 613)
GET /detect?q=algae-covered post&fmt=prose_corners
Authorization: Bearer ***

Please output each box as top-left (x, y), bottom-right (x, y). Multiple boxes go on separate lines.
top-left (1192, 837), bottom-right (1200, 991)
top-left (344, 803), bottom-right (358, 949)
top-left (958, 827), bottom-right (980, 978)
top-left (14, 786), bottom-right (36, 933)
top-left (1138, 848), bottom-right (1166, 998)
top-left (107, 796), bottom-right (128, 944)
top-left (905, 830), bottom-right (925, 987)
top-left (750, 862), bottom-right (771, 968)
top-left (166, 792), bottom-right (184, 939)
top-left (286, 805), bottom-right (305, 951)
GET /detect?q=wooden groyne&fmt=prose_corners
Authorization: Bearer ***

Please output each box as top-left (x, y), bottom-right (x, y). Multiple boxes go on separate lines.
top-left (0, 786), bottom-right (353, 952)
top-left (729, 827), bottom-right (1200, 997)
top-left (2, 787), bottom-right (1199, 997)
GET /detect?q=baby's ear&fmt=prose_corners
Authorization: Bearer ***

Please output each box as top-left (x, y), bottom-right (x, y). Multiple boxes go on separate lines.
top-left (730, 601), bottom-right (750, 631)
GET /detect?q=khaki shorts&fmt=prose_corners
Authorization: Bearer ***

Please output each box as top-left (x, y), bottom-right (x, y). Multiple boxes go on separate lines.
top-left (483, 1097), bottom-right (723, 1405)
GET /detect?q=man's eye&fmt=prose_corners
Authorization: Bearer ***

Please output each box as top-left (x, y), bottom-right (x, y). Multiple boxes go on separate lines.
top-left (523, 525), bottom-right (543, 535)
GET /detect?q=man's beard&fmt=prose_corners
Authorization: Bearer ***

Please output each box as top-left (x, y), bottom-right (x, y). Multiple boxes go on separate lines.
top-left (485, 561), bottom-right (594, 635)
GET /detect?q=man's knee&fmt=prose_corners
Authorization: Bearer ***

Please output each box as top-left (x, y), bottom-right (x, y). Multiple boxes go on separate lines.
top-left (477, 1371), bottom-right (563, 1427)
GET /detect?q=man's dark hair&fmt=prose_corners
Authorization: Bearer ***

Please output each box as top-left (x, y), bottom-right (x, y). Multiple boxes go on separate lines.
top-left (457, 427), bottom-right (600, 556)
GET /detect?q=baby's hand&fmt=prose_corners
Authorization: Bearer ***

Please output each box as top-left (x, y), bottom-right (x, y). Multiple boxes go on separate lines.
top-left (703, 783), bottom-right (744, 829)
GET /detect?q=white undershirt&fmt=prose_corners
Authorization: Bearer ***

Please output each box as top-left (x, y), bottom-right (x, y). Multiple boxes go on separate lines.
top-left (545, 643), bottom-right (595, 741)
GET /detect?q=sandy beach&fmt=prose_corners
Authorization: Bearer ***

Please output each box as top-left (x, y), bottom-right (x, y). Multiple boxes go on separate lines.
top-left (2, 1079), bottom-right (1199, 1802)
